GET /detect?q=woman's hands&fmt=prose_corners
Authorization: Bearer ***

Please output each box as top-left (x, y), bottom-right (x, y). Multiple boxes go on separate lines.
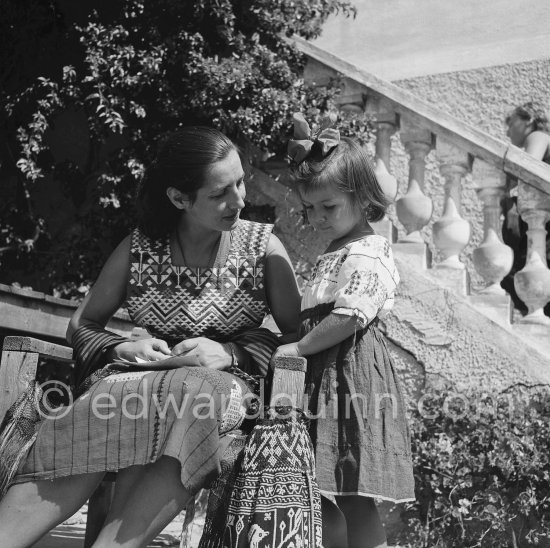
top-left (108, 336), bottom-right (234, 370)
top-left (108, 338), bottom-right (171, 362)
top-left (171, 337), bottom-right (232, 370)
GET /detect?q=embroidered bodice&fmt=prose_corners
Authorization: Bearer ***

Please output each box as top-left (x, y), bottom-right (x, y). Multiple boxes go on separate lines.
top-left (125, 220), bottom-right (272, 343)
top-left (302, 235), bottom-right (399, 328)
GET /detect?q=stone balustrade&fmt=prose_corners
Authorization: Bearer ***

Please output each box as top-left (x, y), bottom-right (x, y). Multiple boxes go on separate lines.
top-left (290, 36), bottom-right (550, 335)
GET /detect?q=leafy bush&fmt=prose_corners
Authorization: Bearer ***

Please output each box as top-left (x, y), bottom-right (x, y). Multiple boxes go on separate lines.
top-left (398, 388), bottom-right (550, 547)
top-left (0, 0), bottom-right (372, 297)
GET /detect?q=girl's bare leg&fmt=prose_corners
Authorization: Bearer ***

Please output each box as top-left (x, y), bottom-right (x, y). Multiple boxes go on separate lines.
top-left (335, 495), bottom-right (387, 548)
top-left (92, 456), bottom-right (191, 548)
top-left (322, 495), bottom-right (349, 548)
top-left (0, 472), bottom-right (104, 548)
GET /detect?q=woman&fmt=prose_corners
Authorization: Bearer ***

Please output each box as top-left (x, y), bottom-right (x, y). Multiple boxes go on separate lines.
top-left (0, 127), bottom-right (301, 548)
top-left (501, 101), bottom-right (550, 314)
top-left (506, 101), bottom-right (550, 159)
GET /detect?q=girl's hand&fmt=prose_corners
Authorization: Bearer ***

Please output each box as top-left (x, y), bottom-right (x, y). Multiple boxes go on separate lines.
top-left (171, 337), bottom-right (231, 370)
top-left (108, 338), bottom-right (171, 362)
top-left (271, 342), bottom-right (303, 364)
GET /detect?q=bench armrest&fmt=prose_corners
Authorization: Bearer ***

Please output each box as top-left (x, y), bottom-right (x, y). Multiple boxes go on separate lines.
top-left (0, 336), bottom-right (74, 425)
top-left (2, 336), bottom-right (73, 361)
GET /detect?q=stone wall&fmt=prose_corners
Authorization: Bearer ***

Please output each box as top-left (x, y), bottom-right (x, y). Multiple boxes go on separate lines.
top-left (384, 58), bottom-right (550, 292)
top-left (397, 58), bottom-right (550, 138)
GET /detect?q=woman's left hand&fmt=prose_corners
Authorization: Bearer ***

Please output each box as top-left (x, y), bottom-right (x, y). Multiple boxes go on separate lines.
top-left (271, 342), bottom-right (303, 363)
top-left (171, 337), bottom-right (231, 370)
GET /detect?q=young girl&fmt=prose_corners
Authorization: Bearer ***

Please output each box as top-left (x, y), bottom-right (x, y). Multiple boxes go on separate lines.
top-left (273, 114), bottom-right (415, 548)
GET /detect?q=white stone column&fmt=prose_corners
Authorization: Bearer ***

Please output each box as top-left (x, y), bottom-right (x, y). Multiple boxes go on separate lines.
top-left (469, 161), bottom-right (514, 326)
top-left (396, 126), bottom-right (434, 241)
top-left (431, 141), bottom-right (472, 294)
top-left (393, 122), bottom-right (434, 269)
top-left (513, 182), bottom-right (550, 324)
top-left (370, 118), bottom-right (399, 241)
top-left (340, 92), bottom-right (399, 242)
top-left (367, 98), bottom-right (399, 241)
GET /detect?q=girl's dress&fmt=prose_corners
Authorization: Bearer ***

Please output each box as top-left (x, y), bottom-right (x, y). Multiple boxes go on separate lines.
top-left (300, 234), bottom-right (415, 503)
top-left (13, 220), bottom-right (277, 495)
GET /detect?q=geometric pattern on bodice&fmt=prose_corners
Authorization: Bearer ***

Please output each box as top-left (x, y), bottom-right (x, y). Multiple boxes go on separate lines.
top-left (125, 220), bottom-right (273, 344)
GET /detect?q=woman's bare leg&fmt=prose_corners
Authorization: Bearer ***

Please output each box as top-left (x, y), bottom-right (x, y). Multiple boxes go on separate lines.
top-left (335, 495), bottom-right (387, 548)
top-left (0, 472), bottom-right (105, 548)
top-left (92, 456), bottom-right (191, 548)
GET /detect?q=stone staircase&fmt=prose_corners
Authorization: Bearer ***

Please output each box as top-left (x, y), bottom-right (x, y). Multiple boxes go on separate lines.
top-left (247, 37), bottom-right (550, 396)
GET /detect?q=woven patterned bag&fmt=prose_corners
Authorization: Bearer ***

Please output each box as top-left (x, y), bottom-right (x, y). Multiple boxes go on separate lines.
top-left (198, 409), bottom-right (323, 548)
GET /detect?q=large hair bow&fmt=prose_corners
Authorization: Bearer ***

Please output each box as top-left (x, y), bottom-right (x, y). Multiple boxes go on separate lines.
top-left (287, 112), bottom-right (340, 165)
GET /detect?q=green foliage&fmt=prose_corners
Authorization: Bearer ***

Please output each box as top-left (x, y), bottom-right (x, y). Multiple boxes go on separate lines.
top-left (398, 388), bottom-right (550, 547)
top-left (0, 0), bottom-right (368, 297)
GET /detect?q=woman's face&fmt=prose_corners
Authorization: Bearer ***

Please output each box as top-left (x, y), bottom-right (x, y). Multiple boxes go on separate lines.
top-left (506, 114), bottom-right (533, 147)
top-left (184, 149), bottom-right (246, 232)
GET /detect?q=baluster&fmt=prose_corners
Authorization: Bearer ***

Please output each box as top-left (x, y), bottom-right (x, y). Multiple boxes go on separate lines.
top-left (431, 140), bottom-right (472, 294)
top-left (374, 118), bottom-right (398, 199)
top-left (393, 122), bottom-right (434, 269)
top-left (469, 161), bottom-right (514, 325)
top-left (340, 89), bottom-right (398, 242)
top-left (364, 97), bottom-right (399, 201)
top-left (513, 182), bottom-right (550, 324)
top-left (367, 96), bottom-right (399, 242)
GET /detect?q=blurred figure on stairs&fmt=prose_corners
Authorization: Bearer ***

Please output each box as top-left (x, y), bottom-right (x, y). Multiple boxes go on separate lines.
top-left (501, 101), bottom-right (550, 316)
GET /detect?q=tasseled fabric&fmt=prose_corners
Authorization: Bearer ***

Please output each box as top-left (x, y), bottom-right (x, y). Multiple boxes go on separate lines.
top-left (0, 381), bottom-right (44, 499)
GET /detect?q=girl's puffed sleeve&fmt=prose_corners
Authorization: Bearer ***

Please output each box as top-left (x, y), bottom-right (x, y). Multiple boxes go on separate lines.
top-left (332, 236), bottom-right (400, 328)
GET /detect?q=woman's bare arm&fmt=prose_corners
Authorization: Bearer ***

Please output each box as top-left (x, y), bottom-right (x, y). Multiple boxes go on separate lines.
top-left (524, 131), bottom-right (550, 161)
top-left (264, 233), bottom-right (301, 335)
top-left (66, 235), bottom-right (132, 342)
top-left (67, 235), bottom-right (172, 362)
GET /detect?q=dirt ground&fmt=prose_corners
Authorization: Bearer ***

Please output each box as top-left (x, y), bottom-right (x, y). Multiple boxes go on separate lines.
top-left (31, 503), bottom-right (206, 548)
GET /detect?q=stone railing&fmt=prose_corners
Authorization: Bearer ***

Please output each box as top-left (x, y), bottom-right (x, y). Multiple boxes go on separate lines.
top-left (290, 36), bottom-right (550, 336)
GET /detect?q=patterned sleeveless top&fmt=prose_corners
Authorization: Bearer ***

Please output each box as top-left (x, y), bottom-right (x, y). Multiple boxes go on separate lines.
top-left (125, 220), bottom-right (273, 345)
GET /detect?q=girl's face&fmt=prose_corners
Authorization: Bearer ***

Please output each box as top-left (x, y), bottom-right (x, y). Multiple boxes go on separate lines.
top-left (506, 114), bottom-right (533, 147)
top-left (300, 183), bottom-right (364, 241)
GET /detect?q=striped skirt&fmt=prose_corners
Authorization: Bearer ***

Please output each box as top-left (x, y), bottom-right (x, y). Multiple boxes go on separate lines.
top-left (14, 366), bottom-right (252, 494)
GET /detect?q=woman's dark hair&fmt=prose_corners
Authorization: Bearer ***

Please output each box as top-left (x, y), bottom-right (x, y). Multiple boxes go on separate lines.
top-left (137, 126), bottom-right (238, 238)
top-left (290, 137), bottom-right (389, 223)
top-left (506, 101), bottom-right (550, 133)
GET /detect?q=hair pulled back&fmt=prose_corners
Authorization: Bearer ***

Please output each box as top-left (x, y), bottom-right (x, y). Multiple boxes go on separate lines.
top-left (137, 127), bottom-right (238, 238)
top-left (506, 101), bottom-right (550, 133)
top-left (290, 137), bottom-right (389, 223)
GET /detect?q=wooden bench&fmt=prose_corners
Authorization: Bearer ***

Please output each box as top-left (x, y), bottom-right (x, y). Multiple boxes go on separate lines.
top-left (0, 336), bottom-right (113, 547)
top-left (0, 335), bottom-right (306, 546)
